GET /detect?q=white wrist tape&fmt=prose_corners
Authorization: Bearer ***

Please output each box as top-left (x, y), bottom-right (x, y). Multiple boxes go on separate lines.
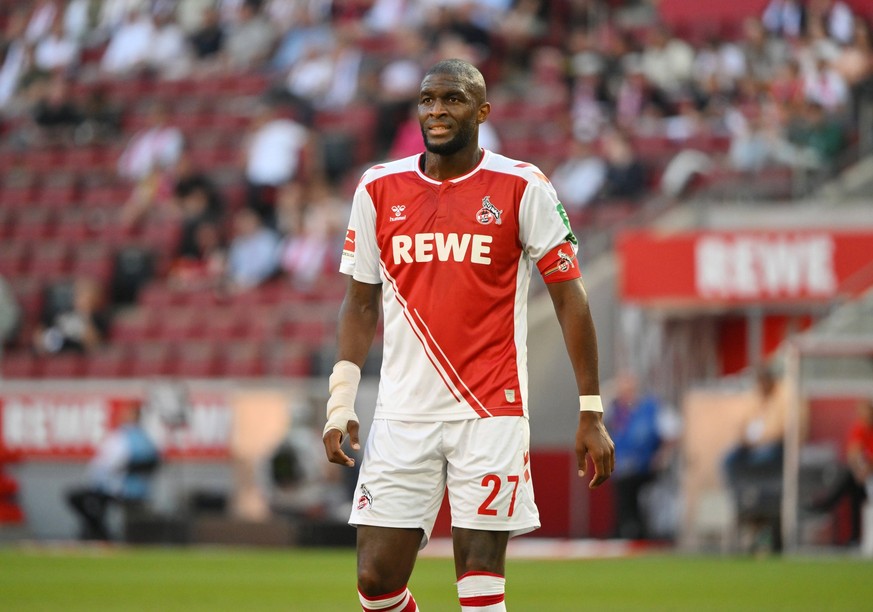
top-left (579, 395), bottom-right (603, 413)
top-left (323, 360), bottom-right (361, 438)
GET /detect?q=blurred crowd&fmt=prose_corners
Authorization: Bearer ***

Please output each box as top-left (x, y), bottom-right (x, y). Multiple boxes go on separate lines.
top-left (0, 0), bottom-right (871, 361)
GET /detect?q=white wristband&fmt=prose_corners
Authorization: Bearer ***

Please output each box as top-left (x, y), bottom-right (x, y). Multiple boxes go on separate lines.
top-left (323, 360), bottom-right (361, 439)
top-left (579, 395), bottom-right (603, 413)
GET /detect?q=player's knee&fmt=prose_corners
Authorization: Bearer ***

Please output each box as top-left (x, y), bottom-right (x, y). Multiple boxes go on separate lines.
top-left (357, 568), bottom-right (403, 598)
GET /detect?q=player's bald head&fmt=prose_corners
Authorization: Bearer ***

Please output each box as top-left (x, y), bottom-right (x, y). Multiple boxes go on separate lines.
top-left (423, 59), bottom-right (487, 104)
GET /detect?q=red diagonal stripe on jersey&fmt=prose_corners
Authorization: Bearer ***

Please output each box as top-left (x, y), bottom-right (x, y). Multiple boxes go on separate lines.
top-left (379, 262), bottom-right (466, 405)
top-left (412, 309), bottom-right (492, 417)
top-left (380, 261), bottom-right (492, 417)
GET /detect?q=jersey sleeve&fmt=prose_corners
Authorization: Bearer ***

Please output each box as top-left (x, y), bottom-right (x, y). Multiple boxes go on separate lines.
top-left (518, 175), bottom-right (581, 283)
top-left (339, 182), bottom-right (381, 284)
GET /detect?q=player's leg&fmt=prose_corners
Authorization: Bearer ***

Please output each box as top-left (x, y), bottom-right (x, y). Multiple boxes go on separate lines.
top-left (445, 417), bottom-right (541, 612)
top-left (453, 527), bottom-right (509, 611)
top-left (350, 420), bottom-right (448, 611)
top-left (357, 525), bottom-right (422, 611)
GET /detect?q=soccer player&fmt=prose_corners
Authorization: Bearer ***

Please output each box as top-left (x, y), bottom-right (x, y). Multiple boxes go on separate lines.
top-left (323, 58), bottom-right (615, 612)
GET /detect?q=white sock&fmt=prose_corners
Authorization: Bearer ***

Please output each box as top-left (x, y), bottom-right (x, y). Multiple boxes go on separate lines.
top-left (358, 585), bottom-right (419, 612)
top-left (457, 571), bottom-right (506, 611)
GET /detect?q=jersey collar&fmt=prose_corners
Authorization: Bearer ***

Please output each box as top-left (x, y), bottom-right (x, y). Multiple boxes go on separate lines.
top-left (413, 149), bottom-right (489, 185)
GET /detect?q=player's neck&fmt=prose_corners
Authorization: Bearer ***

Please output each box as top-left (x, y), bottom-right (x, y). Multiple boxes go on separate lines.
top-left (421, 147), bottom-right (483, 182)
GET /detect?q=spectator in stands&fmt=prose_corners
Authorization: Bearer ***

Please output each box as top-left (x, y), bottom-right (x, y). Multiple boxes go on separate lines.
top-left (762, 0), bottom-right (805, 39)
top-left (222, 0), bottom-right (276, 71)
top-left (31, 75), bottom-right (83, 144)
top-left (67, 398), bottom-right (160, 541)
top-left (146, 7), bottom-right (192, 80)
top-left (550, 137), bottom-right (606, 211)
top-left (806, 397), bottom-right (873, 545)
top-left (739, 17), bottom-right (792, 83)
top-left (569, 45), bottom-right (610, 142)
top-left (100, 7), bottom-right (155, 76)
top-left (606, 371), bottom-right (677, 539)
top-left (117, 101), bottom-right (184, 183)
top-left (722, 364), bottom-right (789, 492)
top-left (169, 218), bottom-right (227, 290)
top-left (278, 178), bottom-right (346, 292)
top-left (780, 99), bottom-right (846, 169)
top-left (614, 54), bottom-right (672, 132)
top-left (0, 10), bottom-right (31, 110)
top-left (363, 0), bottom-right (426, 35)
top-left (224, 207), bottom-right (281, 292)
top-left (803, 55), bottom-right (850, 114)
top-left (269, 3), bottom-right (334, 72)
top-left (601, 127), bottom-right (647, 201)
top-left (74, 84), bottom-right (123, 144)
top-left (241, 102), bottom-right (311, 227)
top-left (62, 0), bottom-right (96, 43)
top-left (32, 277), bottom-right (109, 355)
top-left (284, 24), bottom-right (362, 112)
top-left (187, 5), bottom-right (225, 63)
top-left (833, 19), bottom-right (873, 91)
top-left (640, 24), bottom-right (695, 98)
top-left (24, 0), bottom-right (59, 45)
top-left (33, 18), bottom-right (80, 74)
top-left (807, 0), bottom-right (855, 45)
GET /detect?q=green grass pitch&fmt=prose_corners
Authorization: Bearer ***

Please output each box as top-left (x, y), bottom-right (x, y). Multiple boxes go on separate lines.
top-left (1, 547), bottom-right (871, 611)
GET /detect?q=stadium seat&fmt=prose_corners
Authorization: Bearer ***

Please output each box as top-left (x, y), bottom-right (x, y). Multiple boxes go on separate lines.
top-left (155, 306), bottom-right (206, 339)
top-left (128, 341), bottom-right (175, 377)
top-left (174, 341), bottom-right (221, 377)
top-left (269, 341), bottom-right (312, 377)
top-left (27, 241), bottom-right (71, 281)
top-left (0, 240), bottom-right (29, 278)
top-left (71, 242), bottom-right (114, 284)
top-left (111, 307), bottom-right (157, 343)
top-left (14, 208), bottom-right (56, 241)
top-left (220, 340), bottom-right (266, 377)
top-left (1, 352), bottom-right (42, 378)
top-left (84, 345), bottom-right (132, 378)
top-left (41, 353), bottom-right (87, 378)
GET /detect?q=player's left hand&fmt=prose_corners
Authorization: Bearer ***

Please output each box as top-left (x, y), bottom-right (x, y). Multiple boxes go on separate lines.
top-left (575, 412), bottom-right (615, 489)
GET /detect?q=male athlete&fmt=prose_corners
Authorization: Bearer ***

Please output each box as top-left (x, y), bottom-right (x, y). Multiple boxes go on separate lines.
top-left (323, 59), bottom-right (615, 612)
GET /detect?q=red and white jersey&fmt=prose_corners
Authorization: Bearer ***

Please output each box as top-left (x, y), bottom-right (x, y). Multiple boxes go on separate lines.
top-left (340, 149), bottom-right (581, 422)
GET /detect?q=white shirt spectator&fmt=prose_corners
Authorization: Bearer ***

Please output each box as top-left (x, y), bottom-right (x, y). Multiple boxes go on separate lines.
top-left (63, 0), bottom-right (92, 41)
top-left (803, 63), bottom-right (849, 111)
top-left (118, 124), bottom-right (184, 181)
top-left (550, 144), bottom-right (606, 210)
top-left (147, 16), bottom-right (192, 78)
top-left (826, 1), bottom-right (855, 45)
top-left (101, 11), bottom-right (155, 74)
top-left (34, 27), bottom-right (80, 72)
top-left (641, 34), bottom-right (695, 95)
top-left (0, 41), bottom-right (28, 109)
top-left (365, 0), bottom-right (426, 34)
top-left (762, 0), bottom-right (803, 38)
top-left (98, 0), bottom-right (147, 35)
top-left (25, 1), bottom-right (58, 44)
top-left (245, 118), bottom-right (309, 186)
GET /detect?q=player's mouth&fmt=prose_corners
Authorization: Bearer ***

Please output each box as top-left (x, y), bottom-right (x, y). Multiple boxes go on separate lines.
top-left (426, 124), bottom-right (452, 136)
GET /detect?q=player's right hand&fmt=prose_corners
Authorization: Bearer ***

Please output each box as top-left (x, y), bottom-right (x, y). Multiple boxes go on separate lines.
top-left (323, 420), bottom-right (360, 468)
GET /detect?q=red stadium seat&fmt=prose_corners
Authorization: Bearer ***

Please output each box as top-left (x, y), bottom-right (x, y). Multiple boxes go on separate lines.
top-left (269, 341), bottom-right (312, 377)
top-left (14, 208), bottom-right (56, 241)
top-left (85, 345), bottom-right (132, 378)
top-left (27, 241), bottom-right (71, 281)
top-left (0, 240), bottom-right (29, 278)
top-left (174, 340), bottom-right (220, 377)
top-left (41, 353), bottom-right (87, 378)
top-left (1, 352), bottom-right (42, 378)
top-left (220, 340), bottom-right (266, 377)
top-left (128, 341), bottom-right (175, 377)
top-left (155, 306), bottom-right (206, 339)
top-left (111, 307), bottom-right (157, 343)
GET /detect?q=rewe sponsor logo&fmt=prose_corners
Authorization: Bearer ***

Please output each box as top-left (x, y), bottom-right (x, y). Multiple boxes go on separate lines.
top-left (392, 233), bottom-right (493, 265)
top-left (695, 234), bottom-right (837, 299)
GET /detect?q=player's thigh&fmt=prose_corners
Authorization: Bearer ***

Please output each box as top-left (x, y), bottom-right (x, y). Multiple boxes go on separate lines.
top-left (445, 417), bottom-right (540, 535)
top-left (357, 525), bottom-right (423, 595)
top-left (452, 527), bottom-right (509, 578)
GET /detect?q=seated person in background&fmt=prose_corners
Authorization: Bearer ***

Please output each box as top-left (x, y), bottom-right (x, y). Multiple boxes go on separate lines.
top-left (550, 138), bottom-right (606, 212)
top-left (32, 277), bottom-right (109, 355)
top-left (224, 207), bottom-right (281, 292)
top-left (601, 127), bottom-right (647, 201)
top-left (67, 399), bottom-right (160, 541)
top-left (31, 76), bottom-right (82, 145)
top-left (807, 397), bottom-right (873, 544)
top-left (723, 364), bottom-right (789, 490)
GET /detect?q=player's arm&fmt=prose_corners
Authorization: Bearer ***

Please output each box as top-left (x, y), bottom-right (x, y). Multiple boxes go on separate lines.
top-left (546, 277), bottom-right (615, 489)
top-left (322, 277), bottom-right (381, 468)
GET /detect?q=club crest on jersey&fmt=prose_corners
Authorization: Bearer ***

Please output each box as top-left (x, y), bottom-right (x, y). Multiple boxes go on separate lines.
top-left (476, 196), bottom-right (502, 225)
top-left (389, 205), bottom-right (407, 222)
top-left (557, 249), bottom-right (575, 272)
top-left (357, 484), bottom-right (373, 510)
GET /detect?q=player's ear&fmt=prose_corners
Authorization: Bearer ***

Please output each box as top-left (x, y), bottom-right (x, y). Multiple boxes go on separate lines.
top-left (477, 101), bottom-right (491, 124)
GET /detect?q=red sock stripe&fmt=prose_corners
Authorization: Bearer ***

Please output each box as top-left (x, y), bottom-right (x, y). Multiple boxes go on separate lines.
top-left (459, 594), bottom-right (506, 607)
top-left (399, 595), bottom-right (418, 612)
top-left (358, 586), bottom-right (408, 603)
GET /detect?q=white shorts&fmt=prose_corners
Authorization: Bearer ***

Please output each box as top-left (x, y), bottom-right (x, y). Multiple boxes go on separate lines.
top-left (348, 418), bottom-right (540, 548)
